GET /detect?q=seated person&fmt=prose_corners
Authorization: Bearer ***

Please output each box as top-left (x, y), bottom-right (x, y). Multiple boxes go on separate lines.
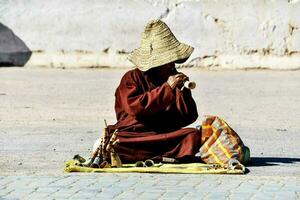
top-left (106, 19), bottom-right (201, 163)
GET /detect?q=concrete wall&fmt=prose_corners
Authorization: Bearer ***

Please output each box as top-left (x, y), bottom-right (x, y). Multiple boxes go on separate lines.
top-left (1, 0), bottom-right (300, 69)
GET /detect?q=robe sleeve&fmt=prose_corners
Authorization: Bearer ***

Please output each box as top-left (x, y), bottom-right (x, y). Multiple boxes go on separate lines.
top-left (172, 87), bottom-right (198, 127)
top-left (118, 77), bottom-right (175, 118)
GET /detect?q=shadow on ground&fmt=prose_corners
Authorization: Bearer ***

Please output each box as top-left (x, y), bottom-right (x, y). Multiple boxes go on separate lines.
top-left (0, 23), bottom-right (32, 67)
top-left (248, 157), bottom-right (300, 167)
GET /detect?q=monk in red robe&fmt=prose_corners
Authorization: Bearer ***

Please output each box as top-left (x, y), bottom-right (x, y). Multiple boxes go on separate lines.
top-left (107, 19), bottom-right (201, 163)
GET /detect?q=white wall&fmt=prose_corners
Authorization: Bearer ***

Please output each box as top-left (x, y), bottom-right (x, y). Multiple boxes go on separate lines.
top-left (1, 0), bottom-right (300, 69)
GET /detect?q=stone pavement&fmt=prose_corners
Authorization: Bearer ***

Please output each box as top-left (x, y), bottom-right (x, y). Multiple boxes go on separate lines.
top-left (0, 68), bottom-right (300, 199)
top-left (1, 174), bottom-right (299, 200)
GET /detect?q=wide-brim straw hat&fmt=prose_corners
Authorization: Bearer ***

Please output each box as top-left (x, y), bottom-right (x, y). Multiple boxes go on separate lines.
top-left (127, 19), bottom-right (194, 70)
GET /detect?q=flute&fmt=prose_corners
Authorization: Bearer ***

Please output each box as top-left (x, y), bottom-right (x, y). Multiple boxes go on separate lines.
top-left (183, 80), bottom-right (196, 90)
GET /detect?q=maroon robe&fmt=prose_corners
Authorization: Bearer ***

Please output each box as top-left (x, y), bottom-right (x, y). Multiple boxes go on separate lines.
top-left (108, 68), bottom-right (201, 163)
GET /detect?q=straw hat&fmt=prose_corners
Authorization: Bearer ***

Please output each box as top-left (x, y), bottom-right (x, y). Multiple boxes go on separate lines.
top-left (127, 19), bottom-right (194, 70)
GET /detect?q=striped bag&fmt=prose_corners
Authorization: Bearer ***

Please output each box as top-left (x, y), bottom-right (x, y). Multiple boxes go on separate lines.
top-left (198, 115), bottom-right (250, 165)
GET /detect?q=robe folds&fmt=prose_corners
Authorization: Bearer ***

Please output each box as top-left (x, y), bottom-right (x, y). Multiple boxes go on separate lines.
top-left (107, 68), bottom-right (201, 163)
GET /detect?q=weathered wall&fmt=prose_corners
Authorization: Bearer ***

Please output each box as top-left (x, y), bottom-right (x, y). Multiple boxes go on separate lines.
top-left (0, 0), bottom-right (300, 69)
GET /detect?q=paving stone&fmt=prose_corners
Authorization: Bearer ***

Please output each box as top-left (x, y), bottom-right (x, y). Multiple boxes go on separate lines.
top-left (137, 190), bottom-right (166, 200)
top-left (67, 182), bottom-right (93, 189)
top-left (236, 186), bottom-right (260, 193)
top-left (181, 192), bottom-right (208, 200)
top-left (0, 195), bottom-right (19, 200)
top-left (4, 191), bottom-right (49, 199)
top-left (56, 187), bottom-right (80, 194)
top-left (35, 186), bottom-right (60, 193)
top-left (134, 187), bottom-right (165, 193)
top-left (47, 192), bottom-right (74, 199)
top-left (113, 181), bottom-right (137, 188)
top-left (260, 185), bottom-right (283, 193)
top-left (7, 182), bottom-right (30, 189)
top-left (281, 184), bottom-right (300, 192)
top-left (274, 191), bottom-right (296, 200)
top-left (229, 191), bottom-right (254, 199)
top-left (48, 177), bottom-right (78, 187)
top-left (160, 191), bottom-right (186, 199)
top-left (0, 175), bottom-right (300, 200)
top-left (0, 188), bottom-right (14, 196)
top-left (115, 190), bottom-right (142, 199)
top-left (0, 178), bottom-right (14, 186)
top-left (95, 193), bottom-right (121, 199)
top-left (177, 180), bottom-right (202, 187)
top-left (71, 192), bottom-right (96, 199)
top-left (251, 192), bottom-right (275, 200)
top-left (24, 192), bottom-right (50, 199)
top-left (99, 188), bottom-right (123, 198)
top-left (155, 182), bottom-right (179, 187)
top-left (28, 180), bottom-right (56, 188)
top-left (205, 191), bottom-right (229, 200)
top-left (1, 193), bottom-right (15, 199)
top-left (9, 188), bottom-right (36, 196)
top-left (193, 182), bottom-right (209, 190)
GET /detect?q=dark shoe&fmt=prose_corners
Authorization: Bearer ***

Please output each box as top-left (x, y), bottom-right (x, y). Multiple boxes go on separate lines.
top-left (135, 161), bottom-right (146, 167)
top-left (144, 159), bottom-right (154, 167)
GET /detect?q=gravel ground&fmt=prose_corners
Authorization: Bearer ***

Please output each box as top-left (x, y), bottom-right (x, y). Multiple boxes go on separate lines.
top-left (0, 68), bottom-right (299, 176)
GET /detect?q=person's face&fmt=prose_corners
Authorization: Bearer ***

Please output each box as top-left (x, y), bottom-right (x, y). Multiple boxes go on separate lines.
top-left (155, 62), bottom-right (178, 81)
top-left (146, 62), bottom-right (179, 85)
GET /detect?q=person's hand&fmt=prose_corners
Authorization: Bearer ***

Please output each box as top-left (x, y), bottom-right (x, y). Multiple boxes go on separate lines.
top-left (167, 73), bottom-right (188, 90)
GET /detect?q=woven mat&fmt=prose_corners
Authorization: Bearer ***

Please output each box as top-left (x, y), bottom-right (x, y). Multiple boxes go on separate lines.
top-left (64, 160), bottom-right (245, 174)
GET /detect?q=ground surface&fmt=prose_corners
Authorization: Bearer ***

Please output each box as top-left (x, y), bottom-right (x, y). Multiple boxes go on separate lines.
top-left (0, 68), bottom-right (299, 199)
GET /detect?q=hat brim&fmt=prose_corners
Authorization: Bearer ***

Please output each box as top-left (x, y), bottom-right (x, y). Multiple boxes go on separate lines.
top-left (175, 57), bottom-right (189, 64)
top-left (128, 42), bottom-right (194, 70)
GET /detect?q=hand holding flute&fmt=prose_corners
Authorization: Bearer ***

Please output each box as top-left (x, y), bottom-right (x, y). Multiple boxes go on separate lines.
top-left (167, 73), bottom-right (196, 90)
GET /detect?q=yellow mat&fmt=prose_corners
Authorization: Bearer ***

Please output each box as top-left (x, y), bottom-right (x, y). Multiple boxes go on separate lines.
top-left (64, 160), bottom-right (245, 174)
